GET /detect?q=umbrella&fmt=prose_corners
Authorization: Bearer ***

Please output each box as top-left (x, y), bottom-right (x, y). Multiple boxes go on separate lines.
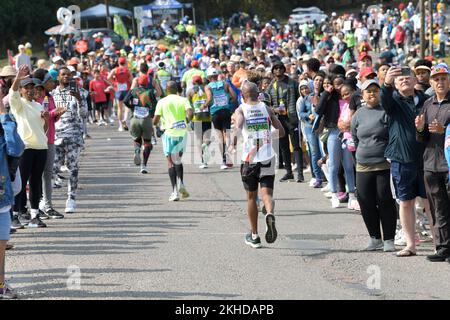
top-left (45, 25), bottom-right (78, 36)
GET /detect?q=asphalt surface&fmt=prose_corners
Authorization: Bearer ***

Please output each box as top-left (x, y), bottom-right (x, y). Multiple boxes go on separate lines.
top-left (6, 122), bottom-right (450, 300)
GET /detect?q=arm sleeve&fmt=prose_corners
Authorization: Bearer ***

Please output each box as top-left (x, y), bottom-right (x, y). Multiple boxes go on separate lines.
top-left (380, 84), bottom-right (398, 115)
top-left (8, 89), bottom-right (24, 113)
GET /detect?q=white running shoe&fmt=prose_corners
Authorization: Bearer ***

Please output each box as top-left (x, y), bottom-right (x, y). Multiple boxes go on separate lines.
top-left (309, 178), bottom-right (317, 187)
top-left (321, 184), bottom-right (331, 193)
top-left (65, 198), bottom-right (76, 214)
top-left (118, 126), bottom-right (124, 132)
top-left (169, 192), bottom-right (180, 202)
top-left (394, 229), bottom-right (406, 246)
top-left (220, 164), bottom-right (228, 170)
top-left (199, 163), bottom-right (208, 169)
top-left (324, 192), bottom-right (333, 199)
top-left (331, 194), bottom-right (340, 208)
top-left (140, 165), bottom-right (148, 174)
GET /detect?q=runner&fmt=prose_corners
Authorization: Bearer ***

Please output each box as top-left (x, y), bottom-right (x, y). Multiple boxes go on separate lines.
top-left (231, 81), bottom-right (285, 248)
top-left (187, 75), bottom-right (211, 169)
top-left (204, 68), bottom-right (237, 170)
top-left (153, 81), bottom-right (193, 201)
top-left (155, 61), bottom-right (172, 92)
top-left (108, 57), bottom-right (133, 132)
top-left (124, 75), bottom-right (157, 174)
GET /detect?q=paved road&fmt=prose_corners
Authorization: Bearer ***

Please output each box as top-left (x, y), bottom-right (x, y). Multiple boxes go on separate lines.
top-left (7, 123), bottom-right (450, 300)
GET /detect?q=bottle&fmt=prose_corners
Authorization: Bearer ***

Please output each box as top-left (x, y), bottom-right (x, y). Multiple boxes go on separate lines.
top-left (43, 96), bottom-right (49, 111)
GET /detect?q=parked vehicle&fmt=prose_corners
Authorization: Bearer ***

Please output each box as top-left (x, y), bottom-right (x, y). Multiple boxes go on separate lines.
top-left (288, 7), bottom-right (327, 25)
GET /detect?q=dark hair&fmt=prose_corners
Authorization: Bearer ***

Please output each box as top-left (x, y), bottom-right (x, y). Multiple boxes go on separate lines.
top-left (140, 63), bottom-right (149, 74)
top-left (331, 74), bottom-right (345, 83)
top-left (328, 64), bottom-right (346, 77)
top-left (414, 59), bottom-right (432, 69)
top-left (306, 58), bottom-right (321, 73)
top-left (342, 78), bottom-right (358, 91)
top-left (32, 68), bottom-right (48, 82)
top-left (314, 70), bottom-right (326, 80)
top-left (58, 67), bottom-right (71, 74)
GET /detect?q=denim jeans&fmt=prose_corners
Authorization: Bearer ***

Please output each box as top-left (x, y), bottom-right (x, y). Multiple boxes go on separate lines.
top-left (327, 128), bottom-right (355, 194)
top-left (303, 123), bottom-right (323, 181)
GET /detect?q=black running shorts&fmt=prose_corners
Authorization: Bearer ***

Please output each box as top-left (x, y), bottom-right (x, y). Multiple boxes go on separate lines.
top-left (211, 109), bottom-right (231, 131)
top-left (240, 158), bottom-right (275, 192)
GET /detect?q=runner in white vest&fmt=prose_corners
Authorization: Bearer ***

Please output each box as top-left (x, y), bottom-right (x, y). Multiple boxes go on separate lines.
top-left (231, 82), bottom-right (285, 249)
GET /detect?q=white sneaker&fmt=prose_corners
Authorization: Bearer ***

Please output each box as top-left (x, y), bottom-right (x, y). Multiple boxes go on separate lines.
top-left (394, 229), bottom-right (406, 246)
top-left (331, 194), bottom-right (340, 208)
top-left (140, 165), bottom-right (148, 174)
top-left (169, 192), bottom-right (180, 202)
top-left (324, 192), bottom-right (333, 198)
top-left (363, 238), bottom-right (383, 251)
top-left (199, 163), bottom-right (208, 169)
top-left (152, 137), bottom-right (157, 145)
top-left (65, 198), bottom-right (76, 214)
top-left (321, 184), bottom-right (331, 193)
top-left (309, 178), bottom-right (317, 187)
top-left (383, 239), bottom-right (396, 252)
top-left (109, 117), bottom-right (115, 124)
top-left (220, 164), bottom-right (228, 170)
top-left (118, 126), bottom-right (124, 132)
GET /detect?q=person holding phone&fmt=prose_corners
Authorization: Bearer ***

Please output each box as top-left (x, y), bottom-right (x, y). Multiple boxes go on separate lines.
top-left (381, 65), bottom-right (429, 257)
top-left (51, 67), bottom-right (88, 214)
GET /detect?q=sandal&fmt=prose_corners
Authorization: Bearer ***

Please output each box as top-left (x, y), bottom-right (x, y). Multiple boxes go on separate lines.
top-left (396, 249), bottom-right (417, 257)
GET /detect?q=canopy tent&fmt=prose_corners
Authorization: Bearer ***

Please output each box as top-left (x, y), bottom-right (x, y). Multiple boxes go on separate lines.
top-left (79, 4), bottom-right (132, 19)
top-left (134, 0), bottom-right (195, 37)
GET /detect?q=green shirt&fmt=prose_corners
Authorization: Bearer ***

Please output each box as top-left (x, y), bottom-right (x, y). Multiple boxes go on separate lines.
top-left (345, 33), bottom-right (357, 48)
top-left (182, 68), bottom-right (206, 92)
top-left (155, 94), bottom-right (192, 137)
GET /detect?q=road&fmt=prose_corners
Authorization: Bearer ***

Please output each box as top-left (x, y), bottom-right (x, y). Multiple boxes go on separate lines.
top-left (7, 123), bottom-right (450, 300)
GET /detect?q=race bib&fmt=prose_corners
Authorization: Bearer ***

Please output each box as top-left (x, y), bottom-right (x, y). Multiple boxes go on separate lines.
top-left (213, 92), bottom-right (228, 107)
top-left (118, 82), bottom-right (128, 91)
top-left (246, 117), bottom-right (270, 132)
top-left (194, 99), bottom-right (208, 113)
top-left (133, 98), bottom-right (139, 106)
top-left (171, 120), bottom-right (187, 130)
top-left (134, 107), bottom-right (149, 119)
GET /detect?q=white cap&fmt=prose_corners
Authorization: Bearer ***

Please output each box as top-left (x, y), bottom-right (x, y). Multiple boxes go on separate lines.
top-left (207, 68), bottom-right (219, 77)
top-left (25, 43), bottom-right (32, 48)
top-left (67, 66), bottom-right (76, 73)
top-left (18, 44), bottom-right (25, 50)
top-left (52, 56), bottom-right (64, 63)
top-left (299, 80), bottom-right (310, 88)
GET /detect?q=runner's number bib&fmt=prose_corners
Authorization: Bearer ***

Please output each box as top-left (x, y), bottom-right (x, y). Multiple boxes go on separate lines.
top-left (134, 107), bottom-right (149, 119)
top-left (118, 82), bottom-right (128, 91)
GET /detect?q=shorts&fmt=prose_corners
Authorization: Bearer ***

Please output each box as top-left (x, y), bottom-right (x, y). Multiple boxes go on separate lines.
top-left (240, 158), bottom-right (276, 192)
top-left (0, 210), bottom-right (11, 241)
top-left (94, 102), bottom-right (107, 111)
top-left (212, 109), bottom-right (231, 131)
top-left (391, 161), bottom-right (427, 201)
top-left (163, 134), bottom-right (187, 157)
top-left (115, 90), bottom-right (129, 101)
top-left (130, 116), bottom-right (154, 141)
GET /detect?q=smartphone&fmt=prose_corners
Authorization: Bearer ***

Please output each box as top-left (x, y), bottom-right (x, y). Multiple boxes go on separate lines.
top-left (401, 67), bottom-right (411, 76)
top-left (69, 79), bottom-right (78, 92)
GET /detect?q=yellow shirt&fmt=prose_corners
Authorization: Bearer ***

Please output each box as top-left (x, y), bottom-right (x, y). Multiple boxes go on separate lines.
top-left (9, 89), bottom-right (48, 150)
top-left (155, 94), bottom-right (192, 137)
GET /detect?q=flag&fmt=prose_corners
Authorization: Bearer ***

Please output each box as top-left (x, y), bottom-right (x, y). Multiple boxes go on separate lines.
top-left (114, 14), bottom-right (129, 40)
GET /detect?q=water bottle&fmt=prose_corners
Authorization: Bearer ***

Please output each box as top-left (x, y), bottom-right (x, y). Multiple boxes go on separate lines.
top-left (43, 96), bottom-right (49, 111)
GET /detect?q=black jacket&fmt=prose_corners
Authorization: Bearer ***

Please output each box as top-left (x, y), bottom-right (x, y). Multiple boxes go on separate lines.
top-left (266, 75), bottom-right (299, 129)
top-left (315, 90), bottom-right (340, 129)
top-left (417, 93), bottom-right (450, 172)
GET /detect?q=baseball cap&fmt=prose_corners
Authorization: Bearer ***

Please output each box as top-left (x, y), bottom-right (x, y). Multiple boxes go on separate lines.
top-left (361, 79), bottom-right (380, 91)
top-left (68, 57), bottom-right (80, 66)
top-left (52, 56), bottom-right (65, 64)
top-left (33, 79), bottom-right (45, 88)
top-left (118, 57), bottom-right (127, 65)
top-left (138, 74), bottom-right (149, 86)
top-left (414, 65), bottom-right (432, 73)
top-left (192, 75), bottom-right (203, 84)
top-left (345, 69), bottom-right (358, 78)
top-left (358, 52), bottom-right (372, 62)
top-left (191, 60), bottom-right (199, 68)
top-left (430, 63), bottom-right (450, 77)
top-left (359, 67), bottom-right (376, 79)
top-left (67, 66), bottom-right (76, 73)
top-left (207, 68), bottom-right (219, 77)
top-left (20, 78), bottom-right (36, 87)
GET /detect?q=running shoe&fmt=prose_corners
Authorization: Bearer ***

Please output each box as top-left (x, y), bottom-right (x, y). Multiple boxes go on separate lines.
top-left (37, 209), bottom-right (50, 220)
top-left (321, 184), bottom-right (331, 192)
top-left (27, 217), bottom-right (47, 228)
top-left (169, 192), bottom-right (180, 202)
top-left (313, 180), bottom-right (323, 188)
top-left (11, 216), bottom-right (24, 230)
top-left (362, 238), bottom-right (383, 251)
top-left (265, 214), bottom-right (278, 244)
top-left (279, 173), bottom-right (294, 182)
top-left (45, 208), bottom-right (64, 219)
top-left (199, 163), bottom-right (208, 169)
top-left (338, 192), bottom-right (348, 203)
top-left (140, 165), bottom-right (148, 174)
top-left (0, 283), bottom-right (18, 300)
top-left (65, 198), bottom-right (76, 214)
top-left (245, 233), bottom-right (262, 249)
top-left (383, 240), bottom-right (396, 252)
top-left (331, 194), bottom-right (340, 208)
top-left (309, 178), bottom-right (317, 187)
top-left (220, 163), bottom-right (228, 170)
top-left (179, 185), bottom-right (190, 199)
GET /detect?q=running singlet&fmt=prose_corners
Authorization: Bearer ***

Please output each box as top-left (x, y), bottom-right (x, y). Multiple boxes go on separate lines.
top-left (114, 67), bottom-right (131, 92)
top-left (209, 80), bottom-right (230, 115)
top-left (191, 87), bottom-right (211, 122)
top-left (155, 94), bottom-right (192, 137)
top-left (241, 102), bottom-right (274, 163)
top-left (445, 124), bottom-right (450, 181)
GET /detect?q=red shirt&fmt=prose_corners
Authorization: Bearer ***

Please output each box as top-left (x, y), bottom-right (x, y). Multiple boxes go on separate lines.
top-left (89, 79), bottom-right (108, 103)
